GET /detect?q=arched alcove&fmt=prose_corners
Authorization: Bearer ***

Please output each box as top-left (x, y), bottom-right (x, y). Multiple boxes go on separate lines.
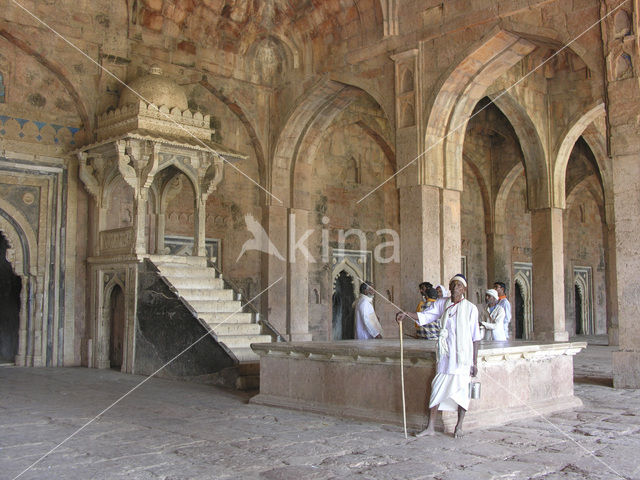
top-left (332, 270), bottom-right (356, 340)
top-left (109, 284), bottom-right (125, 369)
top-left (574, 284), bottom-right (583, 335)
top-left (513, 265), bottom-right (533, 339)
top-left (0, 231), bottom-right (21, 362)
top-left (157, 166), bottom-right (198, 255)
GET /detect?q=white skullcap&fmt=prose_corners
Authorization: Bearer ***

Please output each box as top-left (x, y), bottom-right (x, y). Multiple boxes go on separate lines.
top-left (486, 289), bottom-right (499, 300)
top-left (450, 274), bottom-right (467, 287)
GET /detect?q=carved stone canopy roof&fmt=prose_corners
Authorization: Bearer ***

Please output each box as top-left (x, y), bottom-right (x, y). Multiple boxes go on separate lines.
top-left (119, 66), bottom-right (189, 111)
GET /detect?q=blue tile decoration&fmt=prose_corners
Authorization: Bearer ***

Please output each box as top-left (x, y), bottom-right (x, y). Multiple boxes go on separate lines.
top-left (0, 115), bottom-right (80, 145)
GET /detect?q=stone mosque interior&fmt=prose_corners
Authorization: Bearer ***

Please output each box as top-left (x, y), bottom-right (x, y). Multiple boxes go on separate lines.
top-left (1, 0), bottom-right (640, 434)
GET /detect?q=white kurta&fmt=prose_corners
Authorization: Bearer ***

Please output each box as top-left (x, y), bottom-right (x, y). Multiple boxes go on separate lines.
top-left (497, 297), bottom-right (512, 338)
top-left (354, 295), bottom-right (382, 339)
top-left (482, 304), bottom-right (507, 341)
top-left (417, 297), bottom-right (482, 410)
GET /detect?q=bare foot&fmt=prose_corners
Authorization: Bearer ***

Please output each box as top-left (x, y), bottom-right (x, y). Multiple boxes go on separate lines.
top-left (415, 427), bottom-right (435, 437)
top-left (453, 427), bottom-right (464, 438)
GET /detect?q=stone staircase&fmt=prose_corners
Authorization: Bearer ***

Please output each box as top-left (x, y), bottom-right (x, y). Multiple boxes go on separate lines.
top-left (152, 257), bottom-right (273, 389)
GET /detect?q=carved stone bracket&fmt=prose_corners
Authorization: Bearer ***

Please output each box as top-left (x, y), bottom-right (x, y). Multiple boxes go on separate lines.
top-left (78, 151), bottom-right (109, 206)
top-left (199, 152), bottom-right (224, 202)
top-left (115, 139), bottom-right (159, 200)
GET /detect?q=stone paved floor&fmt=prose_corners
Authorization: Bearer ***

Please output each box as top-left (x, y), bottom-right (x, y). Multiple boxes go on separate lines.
top-left (1, 338), bottom-right (639, 480)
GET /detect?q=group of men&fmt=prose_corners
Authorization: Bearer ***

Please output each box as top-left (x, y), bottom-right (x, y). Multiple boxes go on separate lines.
top-left (413, 280), bottom-right (512, 342)
top-left (352, 275), bottom-right (513, 438)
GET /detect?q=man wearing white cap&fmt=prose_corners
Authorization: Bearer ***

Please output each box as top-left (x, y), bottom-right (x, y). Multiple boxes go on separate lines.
top-left (396, 274), bottom-right (482, 438)
top-left (481, 289), bottom-right (507, 341)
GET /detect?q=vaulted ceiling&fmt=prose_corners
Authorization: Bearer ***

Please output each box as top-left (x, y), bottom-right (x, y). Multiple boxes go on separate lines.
top-left (134, 0), bottom-right (383, 55)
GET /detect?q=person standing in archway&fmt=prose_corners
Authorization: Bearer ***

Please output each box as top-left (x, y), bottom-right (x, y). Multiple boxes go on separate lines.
top-left (396, 274), bottom-right (482, 437)
top-left (494, 281), bottom-right (512, 340)
top-left (354, 282), bottom-right (383, 339)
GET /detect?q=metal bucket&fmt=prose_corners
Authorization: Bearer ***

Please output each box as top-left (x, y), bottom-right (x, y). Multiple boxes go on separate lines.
top-left (469, 381), bottom-right (481, 399)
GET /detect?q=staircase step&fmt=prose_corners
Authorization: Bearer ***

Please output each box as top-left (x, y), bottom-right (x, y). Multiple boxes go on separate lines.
top-left (189, 299), bottom-right (242, 312)
top-left (156, 264), bottom-right (213, 277)
top-left (178, 288), bottom-right (234, 301)
top-left (164, 276), bottom-right (224, 290)
top-left (210, 323), bottom-right (262, 336)
top-left (218, 334), bottom-right (273, 349)
top-left (231, 347), bottom-right (261, 362)
top-left (201, 312), bottom-right (254, 325)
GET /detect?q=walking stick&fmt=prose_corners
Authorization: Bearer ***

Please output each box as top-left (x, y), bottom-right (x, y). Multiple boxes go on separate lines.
top-left (399, 320), bottom-right (408, 439)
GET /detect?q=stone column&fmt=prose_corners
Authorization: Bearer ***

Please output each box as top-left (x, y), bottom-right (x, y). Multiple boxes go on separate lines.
top-left (611, 152), bottom-right (640, 387)
top-left (132, 195), bottom-right (147, 255)
top-left (399, 185), bottom-right (441, 309)
top-left (603, 221), bottom-right (619, 345)
top-left (287, 208), bottom-right (312, 341)
top-left (531, 207), bottom-right (568, 341)
top-left (440, 188), bottom-right (462, 283)
top-left (156, 213), bottom-right (165, 254)
top-left (261, 204), bottom-right (288, 337)
top-left (602, 1), bottom-right (640, 388)
top-left (487, 231), bottom-right (513, 284)
top-left (194, 196), bottom-right (206, 257)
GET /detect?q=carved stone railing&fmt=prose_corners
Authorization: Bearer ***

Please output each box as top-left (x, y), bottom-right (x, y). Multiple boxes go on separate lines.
top-left (99, 227), bottom-right (134, 255)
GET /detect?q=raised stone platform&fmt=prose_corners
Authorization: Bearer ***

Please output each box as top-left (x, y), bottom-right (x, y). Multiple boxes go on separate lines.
top-left (250, 339), bottom-right (587, 433)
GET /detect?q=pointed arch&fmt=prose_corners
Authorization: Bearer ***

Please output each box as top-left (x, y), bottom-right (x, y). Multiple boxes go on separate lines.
top-left (490, 92), bottom-right (548, 210)
top-left (514, 268), bottom-right (534, 340)
top-left (271, 78), bottom-right (353, 206)
top-left (332, 258), bottom-right (365, 298)
top-left (494, 163), bottom-right (525, 236)
top-left (198, 77), bottom-right (266, 192)
top-left (0, 200), bottom-right (38, 273)
top-left (566, 175), bottom-right (605, 225)
top-left (462, 153), bottom-right (492, 235)
top-left (553, 103), bottom-right (606, 208)
top-left (0, 27), bottom-right (91, 133)
top-left (424, 29), bottom-right (536, 193)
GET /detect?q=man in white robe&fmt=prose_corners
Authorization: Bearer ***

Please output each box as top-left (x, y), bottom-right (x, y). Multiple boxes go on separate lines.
top-left (396, 274), bottom-right (482, 437)
top-left (481, 289), bottom-right (507, 341)
top-left (494, 281), bottom-right (512, 339)
top-left (354, 282), bottom-right (383, 339)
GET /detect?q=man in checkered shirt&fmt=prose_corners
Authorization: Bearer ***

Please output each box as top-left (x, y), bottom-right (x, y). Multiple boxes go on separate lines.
top-left (415, 282), bottom-right (440, 340)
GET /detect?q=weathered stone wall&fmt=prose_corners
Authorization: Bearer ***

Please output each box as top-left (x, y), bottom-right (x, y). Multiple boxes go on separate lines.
top-left (564, 187), bottom-right (607, 335)
top-left (306, 102), bottom-right (399, 340)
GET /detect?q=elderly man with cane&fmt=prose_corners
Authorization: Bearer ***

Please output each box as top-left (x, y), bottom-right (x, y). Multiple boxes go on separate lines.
top-left (396, 274), bottom-right (482, 438)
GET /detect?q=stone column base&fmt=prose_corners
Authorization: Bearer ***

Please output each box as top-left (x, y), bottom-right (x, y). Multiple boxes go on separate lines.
top-left (613, 351), bottom-right (640, 388)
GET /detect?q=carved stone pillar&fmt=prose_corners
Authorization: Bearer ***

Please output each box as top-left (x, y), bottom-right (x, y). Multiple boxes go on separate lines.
top-left (531, 207), bottom-right (568, 341)
top-left (287, 208), bottom-right (312, 341)
top-left (194, 196), bottom-right (207, 257)
top-left (261, 204), bottom-right (288, 336)
top-left (600, 1), bottom-right (640, 387)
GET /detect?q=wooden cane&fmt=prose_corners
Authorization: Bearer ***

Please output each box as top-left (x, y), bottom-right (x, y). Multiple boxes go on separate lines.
top-left (399, 319), bottom-right (408, 439)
